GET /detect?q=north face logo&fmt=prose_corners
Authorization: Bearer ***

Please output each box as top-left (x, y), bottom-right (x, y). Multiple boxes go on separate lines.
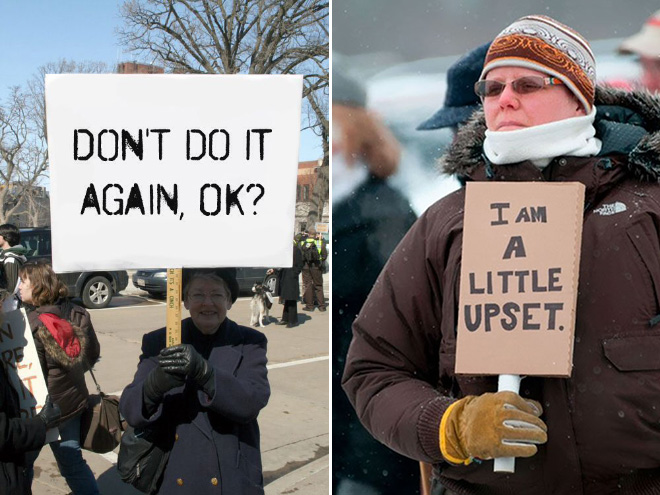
top-left (593, 202), bottom-right (627, 216)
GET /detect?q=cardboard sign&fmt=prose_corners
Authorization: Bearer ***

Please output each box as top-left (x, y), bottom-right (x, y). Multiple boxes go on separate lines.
top-left (456, 182), bottom-right (585, 377)
top-left (45, 74), bottom-right (303, 271)
top-left (0, 309), bottom-right (58, 442)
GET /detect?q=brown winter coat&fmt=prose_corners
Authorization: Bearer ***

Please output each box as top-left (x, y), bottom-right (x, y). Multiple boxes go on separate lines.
top-left (27, 300), bottom-right (100, 422)
top-left (342, 87), bottom-right (660, 495)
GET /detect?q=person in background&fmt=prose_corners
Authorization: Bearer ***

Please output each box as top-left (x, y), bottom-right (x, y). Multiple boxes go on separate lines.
top-left (333, 54), bottom-right (420, 495)
top-left (0, 224), bottom-right (28, 312)
top-left (0, 301), bottom-right (62, 495)
top-left (300, 228), bottom-right (327, 312)
top-left (268, 236), bottom-right (304, 328)
top-left (417, 42), bottom-right (491, 135)
top-left (619, 10), bottom-right (660, 92)
top-left (333, 53), bottom-right (401, 180)
top-left (20, 262), bottom-right (100, 495)
top-left (0, 371), bottom-right (61, 495)
top-left (120, 268), bottom-right (270, 494)
top-left (343, 14), bottom-right (660, 494)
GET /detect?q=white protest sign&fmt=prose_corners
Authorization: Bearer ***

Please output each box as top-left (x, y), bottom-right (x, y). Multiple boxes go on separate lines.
top-left (45, 74), bottom-right (303, 271)
top-left (0, 309), bottom-right (58, 442)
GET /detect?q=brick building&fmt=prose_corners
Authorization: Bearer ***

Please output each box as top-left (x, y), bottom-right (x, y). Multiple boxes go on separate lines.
top-left (117, 62), bottom-right (165, 74)
top-left (295, 159), bottom-right (329, 236)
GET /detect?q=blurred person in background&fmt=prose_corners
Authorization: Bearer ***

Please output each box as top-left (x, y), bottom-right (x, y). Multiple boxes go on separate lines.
top-left (333, 53), bottom-right (420, 495)
top-left (343, 14), bottom-right (660, 494)
top-left (417, 42), bottom-right (491, 136)
top-left (300, 228), bottom-right (327, 312)
top-left (619, 9), bottom-right (660, 92)
top-left (0, 224), bottom-right (28, 312)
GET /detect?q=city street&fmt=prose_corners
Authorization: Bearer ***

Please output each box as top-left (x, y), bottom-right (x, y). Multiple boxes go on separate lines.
top-left (31, 279), bottom-right (329, 495)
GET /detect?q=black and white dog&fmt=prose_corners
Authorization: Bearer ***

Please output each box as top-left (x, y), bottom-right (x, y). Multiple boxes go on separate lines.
top-left (250, 283), bottom-right (273, 327)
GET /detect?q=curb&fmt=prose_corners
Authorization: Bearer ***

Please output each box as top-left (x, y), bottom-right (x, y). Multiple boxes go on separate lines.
top-left (264, 455), bottom-right (329, 495)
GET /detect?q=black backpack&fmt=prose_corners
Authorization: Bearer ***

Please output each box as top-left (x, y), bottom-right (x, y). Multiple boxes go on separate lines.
top-left (302, 240), bottom-right (320, 265)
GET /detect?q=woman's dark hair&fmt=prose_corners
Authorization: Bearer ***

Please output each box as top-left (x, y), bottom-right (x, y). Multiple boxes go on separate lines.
top-left (19, 262), bottom-right (68, 306)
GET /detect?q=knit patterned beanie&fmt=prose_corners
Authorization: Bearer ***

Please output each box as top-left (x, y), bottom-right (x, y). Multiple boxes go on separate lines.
top-left (480, 15), bottom-right (596, 113)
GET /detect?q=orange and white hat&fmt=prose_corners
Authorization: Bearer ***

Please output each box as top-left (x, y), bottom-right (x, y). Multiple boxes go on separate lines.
top-left (481, 15), bottom-right (596, 113)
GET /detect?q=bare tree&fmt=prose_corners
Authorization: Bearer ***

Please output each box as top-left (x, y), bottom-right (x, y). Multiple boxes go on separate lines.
top-left (0, 87), bottom-right (49, 224)
top-left (304, 84), bottom-right (328, 228)
top-left (0, 60), bottom-right (108, 225)
top-left (118, 0), bottom-right (328, 85)
top-left (118, 0), bottom-right (329, 138)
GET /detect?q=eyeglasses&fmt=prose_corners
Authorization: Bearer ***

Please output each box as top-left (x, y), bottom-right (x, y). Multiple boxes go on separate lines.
top-left (474, 76), bottom-right (564, 98)
top-left (188, 292), bottom-right (227, 304)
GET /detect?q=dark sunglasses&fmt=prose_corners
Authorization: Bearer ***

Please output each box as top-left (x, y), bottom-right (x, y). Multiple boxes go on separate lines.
top-left (474, 76), bottom-right (564, 98)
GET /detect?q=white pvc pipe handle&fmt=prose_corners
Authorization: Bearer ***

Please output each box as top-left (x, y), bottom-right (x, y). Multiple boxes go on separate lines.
top-left (493, 374), bottom-right (522, 473)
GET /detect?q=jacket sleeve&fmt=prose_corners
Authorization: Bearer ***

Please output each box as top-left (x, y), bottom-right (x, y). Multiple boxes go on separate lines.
top-left (293, 246), bottom-right (304, 275)
top-left (341, 201), bottom-right (462, 463)
top-left (119, 332), bottom-right (169, 428)
top-left (0, 414), bottom-right (46, 455)
top-left (320, 240), bottom-right (328, 262)
top-left (3, 258), bottom-right (20, 294)
top-left (76, 307), bottom-right (100, 369)
top-left (199, 332), bottom-right (270, 424)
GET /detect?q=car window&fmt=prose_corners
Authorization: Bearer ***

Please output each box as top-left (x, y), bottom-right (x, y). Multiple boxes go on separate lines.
top-left (21, 230), bottom-right (52, 258)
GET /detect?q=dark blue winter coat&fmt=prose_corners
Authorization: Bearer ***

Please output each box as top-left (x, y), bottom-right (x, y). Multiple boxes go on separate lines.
top-left (120, 317), bottom-right (270, 495)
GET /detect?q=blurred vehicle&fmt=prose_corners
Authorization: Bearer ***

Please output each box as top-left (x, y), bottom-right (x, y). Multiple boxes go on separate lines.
top-left (358, 39), bottom-right (641, 215)
top-left (133, 268), bottom-right (277, 299)
top-left (20, 227), bottom-right (129, 310)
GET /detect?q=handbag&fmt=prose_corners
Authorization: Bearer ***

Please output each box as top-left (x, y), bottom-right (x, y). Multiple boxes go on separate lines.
top-left (117, 424), bottom-right (172, 494)
top-left (79, 368), bottom-right (123, 453)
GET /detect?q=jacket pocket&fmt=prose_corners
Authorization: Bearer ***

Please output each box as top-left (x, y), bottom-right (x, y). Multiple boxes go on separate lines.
top-left (602, 334), bottom-right (660, 427)
top-left (627, 219), bottom-right (660, 318)
top-left (603, 334), bottom-right (660, 371)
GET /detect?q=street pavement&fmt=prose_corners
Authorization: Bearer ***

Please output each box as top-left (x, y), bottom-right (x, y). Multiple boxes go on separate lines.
top-left (31, 274), bottom-right (330, 495)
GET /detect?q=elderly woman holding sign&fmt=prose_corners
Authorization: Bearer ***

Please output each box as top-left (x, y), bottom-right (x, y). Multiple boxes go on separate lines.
top-left (120, 268), bottom-right (270, 494)
top-left (342, 14), bottom-right (660, 495)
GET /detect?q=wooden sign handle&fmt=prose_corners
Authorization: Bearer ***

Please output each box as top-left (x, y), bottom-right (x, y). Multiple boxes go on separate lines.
top-left (419, 461), bottom-right (433, 495)
top-left (166, 268), bottom-right (182, 347)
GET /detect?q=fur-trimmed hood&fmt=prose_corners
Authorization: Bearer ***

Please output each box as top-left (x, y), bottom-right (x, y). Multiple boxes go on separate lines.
top-left (36, 322), bottom-right (88, 370)
top-left (440, 86), bottom-right (660, 182)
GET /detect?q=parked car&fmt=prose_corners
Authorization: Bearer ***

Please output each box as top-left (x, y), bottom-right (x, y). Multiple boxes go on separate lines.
top-left (20, 228), bottom-right (129, 310)
top-left (133, 268), bottom-right (277, 299)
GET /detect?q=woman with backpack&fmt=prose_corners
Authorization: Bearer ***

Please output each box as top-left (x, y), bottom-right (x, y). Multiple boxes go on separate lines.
top-left (19, 262), bottom-right (101, 495)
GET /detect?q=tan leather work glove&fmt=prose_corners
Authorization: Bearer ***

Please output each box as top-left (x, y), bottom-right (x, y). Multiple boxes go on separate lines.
top-left (439, 391), bottom-right (547, 465)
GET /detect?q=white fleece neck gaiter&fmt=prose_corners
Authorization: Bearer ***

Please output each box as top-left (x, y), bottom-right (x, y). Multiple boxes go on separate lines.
top-left (483, 106), bottom-right (602, 168)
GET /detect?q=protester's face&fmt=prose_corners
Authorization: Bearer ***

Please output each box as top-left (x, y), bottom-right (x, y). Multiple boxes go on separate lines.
top-left (483, 67), bottom-right (585, 131)
top-left (19, 276), bottom-right (33, 305)
top-left (640, 56), bottom-right (660, 93)
top-left (184, 277), bottom-right (232, 335)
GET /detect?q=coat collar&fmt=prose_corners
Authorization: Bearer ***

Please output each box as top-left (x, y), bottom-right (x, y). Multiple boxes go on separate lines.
top-left (440, 86), bottom-right (660, 183)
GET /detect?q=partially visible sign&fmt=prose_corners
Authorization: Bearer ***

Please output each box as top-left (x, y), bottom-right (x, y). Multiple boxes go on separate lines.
top-left (456, 182), bottom-right (585, 377)
top-left (0, 309), bottom-right (58, 442)
top-left (46, 74), bottom-right (302, 271)
top-left (315, 222), bottom-right (329, 234)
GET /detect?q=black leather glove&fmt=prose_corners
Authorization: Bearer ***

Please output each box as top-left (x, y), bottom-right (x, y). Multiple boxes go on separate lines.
top-left (142, 364), bottom-right (186, 404)
top-left (37, 395), bottom-right (61, 429)
top-left (159, 344), bottom-right (214, 390)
